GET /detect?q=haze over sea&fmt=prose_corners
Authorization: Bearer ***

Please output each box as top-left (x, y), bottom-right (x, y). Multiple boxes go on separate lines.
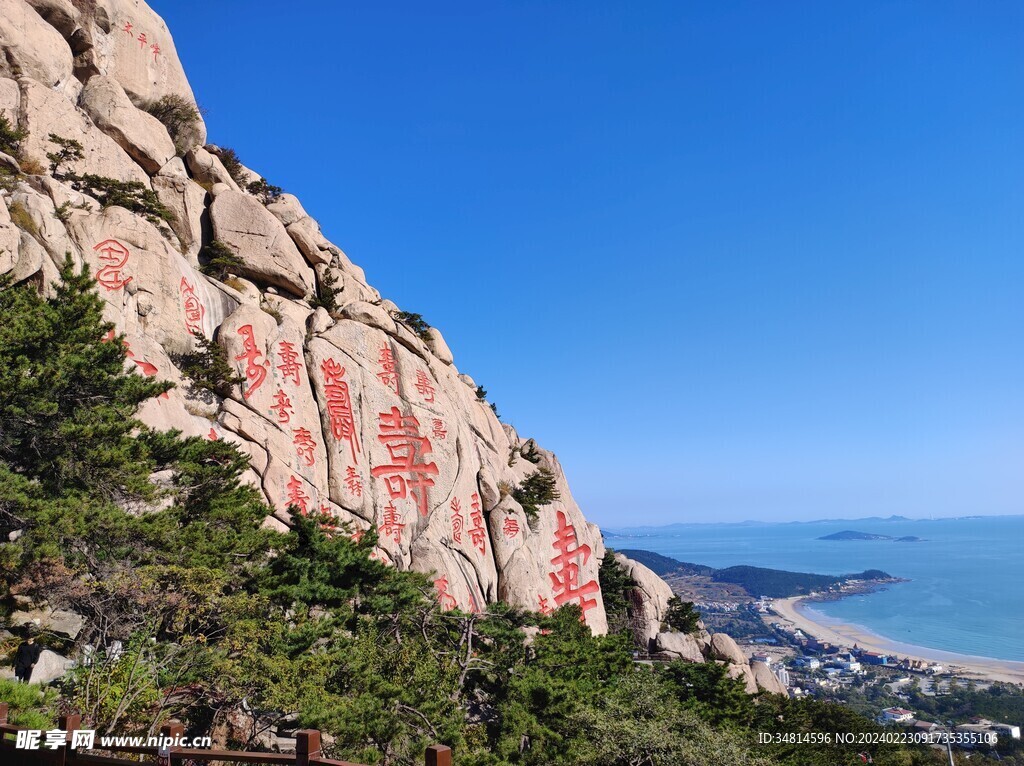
top-left (605, 515), bottom-right (1024, 663)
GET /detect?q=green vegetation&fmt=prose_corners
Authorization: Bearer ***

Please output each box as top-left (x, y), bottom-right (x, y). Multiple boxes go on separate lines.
top-left (199, 239), bottom-right (244, 280)
top-left (0, 266), bottom-right (945, 766)
top-left (216, 147), bottom-right (247, 187)
top-left (246, 176), bottom-right (284, 204)
top-left (0, 678), bottom-right (56, 730)
top-left (171, 333), bottom-right (243, 401)
top-left (45, 134), bottom-right (84, 176)
top-left (512, 468), bottom-right (560, 523)
top-left (7, 201), bottom-right (37, 237)
top-left (598, 550), bottom-right (638, 637)
top-left (144, 94), bottom-right (203, 154)
top-left (663, 595), bottom-right (701, 634)
top-left (0, 115), bottom-right (26, 156)
top-left (309, 267), bottom-right (340, 313)
top-left (70, 173), bottom-right (175, 226)
top-left (393, 310), bottom-right (432, 341)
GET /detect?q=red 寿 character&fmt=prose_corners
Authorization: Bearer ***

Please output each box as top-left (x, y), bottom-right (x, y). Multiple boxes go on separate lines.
top-left (235, 325), bottom-right (268, 399)
top-left (150, 42), bottom-right (160, 61)
top-left (321, 358), bottom-right (361, 462)
top-left (277, 341), bottom-right (302, 385)
top-left (502, 516), bottom-right (520, 538)
top-left (548, 510), bottom-right (600, 619)
top-left (179, 277), bottom-right (205, 336)
top-left (292, 427), bottom-right (317, 467)
top-left (414, 369), bottom-right (435, 403)
top-left (270, 389), bottom-right (293, 424)
top-left (370, 407), bottom-right (438, 517)
top-left (431, 418), bottom-right (447, 440)
top-left (344, 466), bottom-right (363, 497)
top-left (450, 498), bottom-right (464, 543)
top-left (434, 576), bottom-right (458, 611)
top-left (93, 239), bottom-right (132, 291)
top-left (468, 492), bottom-right (487, 555)
top-left (379, 501), bottom-right (405, 544)
top-left (376, 344), bottom-right (399, 394)
top-left (137, 32), bottom-right (147, 49)
top-left (285, 475), bottom-right (310, 515)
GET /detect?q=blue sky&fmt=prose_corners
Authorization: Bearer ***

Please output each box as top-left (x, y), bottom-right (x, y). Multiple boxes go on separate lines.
top-left (152, 1), bottom-right (1024, 525)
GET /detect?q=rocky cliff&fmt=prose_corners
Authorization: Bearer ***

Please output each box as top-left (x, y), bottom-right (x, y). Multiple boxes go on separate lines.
top-left (0, 0), bottom-right (784, 694)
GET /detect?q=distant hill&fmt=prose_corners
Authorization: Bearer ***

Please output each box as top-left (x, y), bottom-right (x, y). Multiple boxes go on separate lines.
top-left (617, 550), bottom-right (892, 598)
top-left (819, 530), bottom-right (924, 542)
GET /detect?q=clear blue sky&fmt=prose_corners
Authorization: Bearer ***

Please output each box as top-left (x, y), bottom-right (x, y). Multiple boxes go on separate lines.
top-left (152, 1), bottom-right (1024, 525)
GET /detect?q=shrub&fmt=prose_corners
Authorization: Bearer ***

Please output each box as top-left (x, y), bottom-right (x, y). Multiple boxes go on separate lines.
top-left (144, 94), bottom-right (204, 154)
top-left (309, 268), bottom-right (340, 314)
top-left (199, 240), bottom-right (243, 281)
top-left (0, 115), bottom-right (26, 156)
top-left (475, 385), bottom-right (487, 401)
top-left (0, 167), bottom-right (19, 193)
top-left (512, 468), bottom-right (560, 522)
top-left (46, 134), bottom-right (84, 176)
top-left (216, 147), bottom-right (247, 187)
top-left (520, 440), bottom-right (542, 464)
top-left (18, 157), bottom-right (46, 176)
top-left (8, 201), bottom-right (38, 237)
top-left (172, 334), bottom-right (242, 401)
top-left (246, 176), bottom-right (283, 204)
top-left (70, 174), bottom-right (174, 225)
top-left (392, 310), bottom-right (432, 341)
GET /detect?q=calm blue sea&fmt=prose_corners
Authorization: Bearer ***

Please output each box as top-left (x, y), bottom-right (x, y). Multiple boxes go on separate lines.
top-left (604, 516), bottom-right (1024, 662)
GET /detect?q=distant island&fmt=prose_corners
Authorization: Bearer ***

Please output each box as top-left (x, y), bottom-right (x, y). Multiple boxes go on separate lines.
top-left (617, 549), bottom-right (898, 599)
top-left (818, 530), bottom-right (924, 542)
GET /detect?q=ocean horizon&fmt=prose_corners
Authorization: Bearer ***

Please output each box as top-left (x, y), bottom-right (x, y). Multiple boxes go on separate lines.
top-left (604, 515), bottom-right (1024, 662)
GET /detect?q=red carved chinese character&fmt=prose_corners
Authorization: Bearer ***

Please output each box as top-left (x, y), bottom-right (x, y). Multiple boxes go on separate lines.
top-left (376, 343), bottom-right (399, 394)
top-left (450, 498), bottom-right (464, 543)
top-left (150, 42), bottom-right (161, 61)
top-left (293, 427), bottom-right (317, 467)
top-left (468, 492), bottom-right (486, 555)
top-left (468, 593), bottom-right (481, 614)
top-left (431, 418), bottom-right (447, 440)
top-left (549, 510), bottom-right (600, 618)
top-left (344, 466), bottom-right (363, 497)
top-left (285, 475), bottom-right (310, 514)
top-left (414, 369), bottom-right (435, 403)
top-left (537, 595), bottom-right (553, 616)
top-left (503, 516), bottom-right (520, 538)
top-left (235, 325), bottom-right (268, 400)
top-left (434, 576), bottom-right (458, 611)
top-left (208, 428), bottom-right (218, 441)
top-left (122, 21), bottom-right (133, 34)
top-left (270, 389), bottom-right (293, 424)
top-left (350, 529), bottom-right (365, 543)
top-left (277, 341), bottom-right (302, 385)
top-left (179, 277), bottom-right (205, 336)
top-left (93, 239), bottom-right (132, 291)
top-left (321, 358), bottom-right (361, 462)
top-left (380, 501), bottom-right (405, 544)
top-left (137, 32), bottom-right (148, 49)
top-left (370, 407), bottom-right (438, 517)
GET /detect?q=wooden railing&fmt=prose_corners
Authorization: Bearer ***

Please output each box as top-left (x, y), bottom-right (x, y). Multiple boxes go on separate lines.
top-left (0, 703), bottom-right (452, 766)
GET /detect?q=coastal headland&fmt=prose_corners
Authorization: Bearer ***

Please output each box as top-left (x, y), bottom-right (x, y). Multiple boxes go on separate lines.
top-left (770, 596), bottom-right (1024, 686)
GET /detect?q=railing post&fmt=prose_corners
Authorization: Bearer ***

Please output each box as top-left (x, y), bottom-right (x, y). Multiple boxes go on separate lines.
top-left (426, 744), bottom-right (452, 766)
top-left (160, 720), bottom-right (185, 765)
top-left (296, 730), bottom-right (322, 766)
top-left (0, 702), bottom-right (7, 724)
top-left (60, 714), bottom-right (81, 763)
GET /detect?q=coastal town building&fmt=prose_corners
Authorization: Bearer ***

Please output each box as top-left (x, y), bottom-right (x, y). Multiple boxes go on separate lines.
top-left (880, 707), bottom-right (915, 723)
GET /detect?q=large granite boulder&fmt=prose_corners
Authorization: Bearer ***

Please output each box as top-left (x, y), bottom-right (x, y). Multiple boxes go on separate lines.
top-left (209, 189), bottom-right (315, 298)
top-left (80, 75), bottom-right (176, 174)
top-left (0, 0), bottom-right (73, 90)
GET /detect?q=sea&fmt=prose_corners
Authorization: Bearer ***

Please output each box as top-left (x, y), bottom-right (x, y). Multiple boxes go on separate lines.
top-left (603, 515), bottom-right (1024, 663)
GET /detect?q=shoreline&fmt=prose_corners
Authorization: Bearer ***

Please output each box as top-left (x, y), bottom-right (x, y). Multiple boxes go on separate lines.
top-left (770, 595), bottom-right (1024, 686)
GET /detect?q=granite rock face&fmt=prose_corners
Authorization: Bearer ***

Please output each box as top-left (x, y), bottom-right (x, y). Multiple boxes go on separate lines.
top-left (0, 0), bottom-right (618, 635)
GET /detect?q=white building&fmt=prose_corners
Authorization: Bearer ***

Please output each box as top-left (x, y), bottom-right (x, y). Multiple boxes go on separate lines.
top-left (880, 707), bottom-right (915, 723)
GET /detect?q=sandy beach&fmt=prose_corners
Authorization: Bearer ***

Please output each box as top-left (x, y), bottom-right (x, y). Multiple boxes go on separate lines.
top-left (770, 596), bottom-right (1024, 686)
